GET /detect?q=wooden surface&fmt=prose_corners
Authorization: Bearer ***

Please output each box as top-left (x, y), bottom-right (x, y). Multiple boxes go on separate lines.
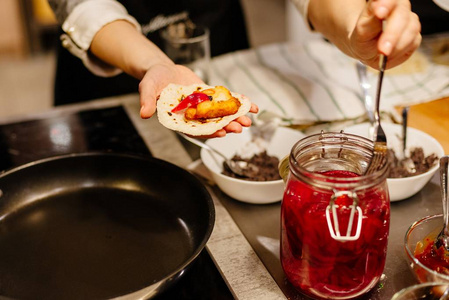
top-left (0, 0), bottom-right (28, 58)
top-left (396, 97), bottom-right (449, 154)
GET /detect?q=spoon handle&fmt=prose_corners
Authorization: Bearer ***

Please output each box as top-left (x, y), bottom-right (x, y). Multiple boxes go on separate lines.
top-left (402, 106), bottom-right (410, 154)
top-left (441, 156), bottom-right (449, 238)
top-left (178, 133), bottom-right (227, 161)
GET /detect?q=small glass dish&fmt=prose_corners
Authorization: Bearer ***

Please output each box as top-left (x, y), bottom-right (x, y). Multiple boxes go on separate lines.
top-left (392, 282), bottom-right (449, 300)
top-left (405, 214), bottom-right (449, 283)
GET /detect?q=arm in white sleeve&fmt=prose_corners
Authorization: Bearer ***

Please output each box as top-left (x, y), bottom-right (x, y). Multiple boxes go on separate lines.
top-left (48, 0), bottom-right (141, 77)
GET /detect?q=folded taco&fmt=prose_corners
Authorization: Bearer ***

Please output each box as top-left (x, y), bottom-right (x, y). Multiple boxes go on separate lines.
top-left (157, 84), bottom-right (251, 136)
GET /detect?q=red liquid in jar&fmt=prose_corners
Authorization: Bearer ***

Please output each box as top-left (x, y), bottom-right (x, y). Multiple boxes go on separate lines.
top-left (281, 170), bottom-right (390, 299)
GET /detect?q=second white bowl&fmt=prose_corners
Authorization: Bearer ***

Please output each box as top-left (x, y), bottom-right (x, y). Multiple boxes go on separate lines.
top-left (344, 122), bottom-right (444, 201)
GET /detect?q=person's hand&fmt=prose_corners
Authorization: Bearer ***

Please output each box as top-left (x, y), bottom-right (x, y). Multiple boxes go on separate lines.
top-left (138, 62), bottom-right (258, 138)
top-left (89, 20), bottom-right (258, 138)
top-left (350, 0), bottom-right (421, 70)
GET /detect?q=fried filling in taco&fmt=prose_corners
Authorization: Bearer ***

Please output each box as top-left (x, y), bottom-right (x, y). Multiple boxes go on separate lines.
top-left (171, 86), bottom-right (241, 120)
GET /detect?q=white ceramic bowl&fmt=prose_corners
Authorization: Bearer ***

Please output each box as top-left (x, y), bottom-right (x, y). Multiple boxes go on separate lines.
top-left (344, 122), bottom-right (445, 202)
top-left (201, 126), bottom-right (304, 204)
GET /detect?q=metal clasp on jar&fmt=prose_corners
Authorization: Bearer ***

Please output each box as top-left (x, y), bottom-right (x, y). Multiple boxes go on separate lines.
top-left (325, 190), bottom-right (362, 241)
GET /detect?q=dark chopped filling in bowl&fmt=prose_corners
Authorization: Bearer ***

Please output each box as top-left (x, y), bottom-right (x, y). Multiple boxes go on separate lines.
top-left (388, 147), bottom-right (438, 178)
top-left (222, 151), bottom-right (281, 181)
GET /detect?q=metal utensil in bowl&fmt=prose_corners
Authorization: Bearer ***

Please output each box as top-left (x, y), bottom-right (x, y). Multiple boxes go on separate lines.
top-left (401, 106), bottom-right (416, 173)
top-left (356, 61), bottom-right (375, 140)
top-left (365, 54), bottom-right (388, 175)
top-left (248, 114), bottom-right (278, 142)
top-left (178, 133), bottom-right (259, 177)
top-left (434, 155), bottom-right (449, 252)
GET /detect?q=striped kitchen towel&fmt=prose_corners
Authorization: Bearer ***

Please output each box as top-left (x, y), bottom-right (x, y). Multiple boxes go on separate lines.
top-left (208, 39), bottom-right (449, 131)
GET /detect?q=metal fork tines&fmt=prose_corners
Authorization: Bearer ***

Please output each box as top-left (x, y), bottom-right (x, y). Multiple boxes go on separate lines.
top-left (365, 54), bottom-right (388, 175)
top-left (366, 128), bottom-right (387, 175)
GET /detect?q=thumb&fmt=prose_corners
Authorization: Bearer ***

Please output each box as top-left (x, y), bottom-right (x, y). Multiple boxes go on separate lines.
top-left (369, 0), bottom-right (391, 20)
top-left (138, 64), bottom-right (173, 119)
top-left (357, 1), bottom-right (384, 38)
top-left (139, 78), bottom-right (159, 119)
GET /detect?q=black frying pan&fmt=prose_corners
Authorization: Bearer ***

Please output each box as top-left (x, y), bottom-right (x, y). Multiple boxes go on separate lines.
top-left (0, 153), bottom-right (214, 300)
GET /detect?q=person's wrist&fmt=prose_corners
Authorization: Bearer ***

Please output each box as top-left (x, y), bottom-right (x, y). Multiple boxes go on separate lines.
top-left (129, 40), bottom-right (176, 80)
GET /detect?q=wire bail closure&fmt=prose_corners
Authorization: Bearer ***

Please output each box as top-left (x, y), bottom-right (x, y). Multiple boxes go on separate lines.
top-left (325, 190), bottom-right (362, 241)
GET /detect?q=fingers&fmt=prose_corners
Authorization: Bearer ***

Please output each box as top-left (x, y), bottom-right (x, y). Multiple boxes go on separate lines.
top-left (197, 129), bottom-right (227, 139)
top-left (371, 0), bottom-right (421, 57)
top-left (249, 103), bottom-right (259, 113)
top-left (221, 117), bottom-right (250, 134)
top-left (384, 24), bottom-right (421, 68)
top-left (197, 115), bottom-right (253, 138)
top-left (356, 0), bottom-right (421, 69)
top-left (369, 0), bottom-right (399, 20)
top-left (139, 64), bottom-right (205, 119)
top-left (376, 0), bottom-right (421, 58)
top-left (382, 10), bottom-right (421, 67)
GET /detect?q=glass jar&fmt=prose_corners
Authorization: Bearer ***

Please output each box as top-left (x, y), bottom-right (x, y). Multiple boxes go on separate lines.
top-left (280, 131), bottom-right (390, 300)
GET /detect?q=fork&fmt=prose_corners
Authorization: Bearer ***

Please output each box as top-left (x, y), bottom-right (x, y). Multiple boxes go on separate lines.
top-left (356, 61), bottom-right (375, 140)
top-left (365, 54), bottom-right (388, 175)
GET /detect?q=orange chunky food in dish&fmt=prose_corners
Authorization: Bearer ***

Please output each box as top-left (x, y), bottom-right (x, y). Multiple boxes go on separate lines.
top-left (414, 233), bottom-right (449, 276)
top-left (157, 84), bottom-right (251, 136)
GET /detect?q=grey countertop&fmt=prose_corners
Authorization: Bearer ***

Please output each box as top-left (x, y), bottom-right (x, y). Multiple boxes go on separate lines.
top-left (1, 94), bottom-right (442, 300)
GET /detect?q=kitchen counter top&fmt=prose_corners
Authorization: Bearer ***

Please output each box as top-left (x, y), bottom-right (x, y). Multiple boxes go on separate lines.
top-left (1, 93), bottom-right (446, 300)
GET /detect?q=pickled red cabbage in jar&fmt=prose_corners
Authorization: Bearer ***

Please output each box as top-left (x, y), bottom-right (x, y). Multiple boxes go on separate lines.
top-left (281, 170), bottom-right (390, 300)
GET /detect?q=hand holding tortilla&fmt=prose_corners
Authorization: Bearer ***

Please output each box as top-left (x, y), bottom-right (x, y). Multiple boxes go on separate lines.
top-left (157, 84), bottom-right (252, 136)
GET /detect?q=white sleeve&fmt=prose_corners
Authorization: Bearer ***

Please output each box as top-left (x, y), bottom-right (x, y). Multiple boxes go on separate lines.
top-left (60, 0), bottom-right (142, 77)
top-left (290, 0), bottom-right (314, 31)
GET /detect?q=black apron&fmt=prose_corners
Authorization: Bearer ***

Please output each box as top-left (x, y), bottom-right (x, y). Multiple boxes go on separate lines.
top-left (411, 0), bottom-right (449, 36)
top-left (54, 0), bottom-right (249, 105)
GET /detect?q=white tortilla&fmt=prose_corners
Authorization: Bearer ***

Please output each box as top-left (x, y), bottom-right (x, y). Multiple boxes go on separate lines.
top-left (157, 83), bottom-right (252, 136)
